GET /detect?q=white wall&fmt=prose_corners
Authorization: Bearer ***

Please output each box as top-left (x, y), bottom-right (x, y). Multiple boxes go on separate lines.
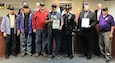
top-left (0, 0), bottom-right (115, 18)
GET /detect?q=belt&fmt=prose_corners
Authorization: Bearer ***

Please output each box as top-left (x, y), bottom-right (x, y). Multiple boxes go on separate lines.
top-left (100, 30), bottom-right (110, 32)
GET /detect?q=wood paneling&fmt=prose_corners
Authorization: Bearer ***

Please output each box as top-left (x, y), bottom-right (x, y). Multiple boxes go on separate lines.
top-left (0, 17), bottom-right (5, 57)
top-left (0, 31), bottom-right (5, 57)
top-left (112, 32), bottom-right (115, 58)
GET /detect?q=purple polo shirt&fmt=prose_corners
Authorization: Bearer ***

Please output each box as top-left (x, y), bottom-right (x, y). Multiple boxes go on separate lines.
top-left (99, 14), bottom-right (114, 31)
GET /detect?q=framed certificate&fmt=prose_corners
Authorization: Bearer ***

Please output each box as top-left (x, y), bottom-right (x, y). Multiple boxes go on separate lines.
top-left (81, 18), bottom-right (90, 27)
top-left (52, 20), bottom-right (60, 29)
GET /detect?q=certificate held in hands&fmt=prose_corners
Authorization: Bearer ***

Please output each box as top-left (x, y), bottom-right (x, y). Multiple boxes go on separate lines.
top-left (81, 18), bottom-right (90, 27)
top-left (52, 20), bottom-right (60, 29)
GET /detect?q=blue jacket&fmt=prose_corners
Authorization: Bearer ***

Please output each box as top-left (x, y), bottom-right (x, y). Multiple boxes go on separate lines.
top-left (1, 14), bottom-right (17, 34)
top-left (16, 13), bottom-right (32, 34)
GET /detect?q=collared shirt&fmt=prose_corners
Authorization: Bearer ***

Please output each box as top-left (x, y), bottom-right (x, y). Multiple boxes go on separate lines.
top-left (32, 10), bottom-right (48, 30)
top-left (99, 14), bottom-right (115, 31)
top-left (9, 14), bottom-right (15, 28)
top-left (84, 11), bottom-right (89, 18)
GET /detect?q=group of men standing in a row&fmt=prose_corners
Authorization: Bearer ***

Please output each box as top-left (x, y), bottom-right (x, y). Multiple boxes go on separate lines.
top-left (1, 2), bottom-right (75, 60)
top-left (0, 1), bottom-right (115, 63)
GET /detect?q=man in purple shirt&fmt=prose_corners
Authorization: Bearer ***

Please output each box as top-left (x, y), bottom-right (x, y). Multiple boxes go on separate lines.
top-left (99, 7), bottom-right (115, 63)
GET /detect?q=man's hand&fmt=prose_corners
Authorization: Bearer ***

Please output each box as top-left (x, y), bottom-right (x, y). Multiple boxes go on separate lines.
top-left (59, 26), bottom-right (63, 30)
top-left (85, 25), bottom-right (91, 28)
top-left (49, 19), bottom-right (53, 22)
top-left (77, 29), bottom-right (80, 31)
top-left (17, 29), bottom-right (20, 36)
top-left (45, 19), bottom-right (53, 24)
top-left (33, 29), bottom-right (36, 33)
top-left (3, 32), bottom-right (7, 37)
top-left (109, 33), bottom-right (113, 39)
top-left (72, 32), bottom-right (75, 35)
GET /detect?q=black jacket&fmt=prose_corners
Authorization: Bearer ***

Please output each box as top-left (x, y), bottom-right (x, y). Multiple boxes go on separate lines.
top-left (78, 10), bottom-right (97, 35)
top-left (63, 13), bottom-right (75, 35)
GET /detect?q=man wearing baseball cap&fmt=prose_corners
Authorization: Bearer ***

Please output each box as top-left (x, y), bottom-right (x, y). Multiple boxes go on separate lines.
top-left (46, 4), bottom-right (63, 60)
top-left (17, 5), bottom-right (33, 57)
top-left (98, 7), bottom-right (115, 62)
top-left (1, 6), bottom-right (17, 59)
top-left (32, 3), bottom-right (48, 57)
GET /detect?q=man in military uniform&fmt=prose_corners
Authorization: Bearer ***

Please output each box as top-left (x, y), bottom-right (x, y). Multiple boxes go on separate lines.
top-left (62, 5), bottom-right (75, 59)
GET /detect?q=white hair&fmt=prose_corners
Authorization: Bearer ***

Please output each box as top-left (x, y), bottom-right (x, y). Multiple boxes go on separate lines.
top-left (36, 2), bottom-right (40, 6)
top-left (98, 3), bottom-right (102, 7)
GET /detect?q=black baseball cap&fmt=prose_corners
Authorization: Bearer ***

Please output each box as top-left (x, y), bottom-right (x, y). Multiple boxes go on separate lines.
top-left (23, 5), bottom-right (29, 8)
top-left (8, 6), bottom-right (14, 10)
top-left (65, 6), bottom-right (71, 9)
top-left (40, 3), bottom-right (45, 6)
top-left (51, 4), bottom-right (57, 8)
top-left (102, 7), bottom-right (108, 11)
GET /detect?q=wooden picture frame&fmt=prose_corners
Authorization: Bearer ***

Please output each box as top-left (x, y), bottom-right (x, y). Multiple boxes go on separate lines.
top-left (12, 4), bottom-right (19, 10)
top-left (6, 4), bottom-right (11, 9)
top-left (0, 3), bottom-right (5, 10)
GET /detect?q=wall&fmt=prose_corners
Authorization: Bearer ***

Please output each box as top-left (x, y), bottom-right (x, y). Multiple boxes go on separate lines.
top-left (0, 0), bottom-right (115, 17)
top-left (84, 0), bottom-right (115, 18)
top-left (0, 0), bottom-right (43, 16)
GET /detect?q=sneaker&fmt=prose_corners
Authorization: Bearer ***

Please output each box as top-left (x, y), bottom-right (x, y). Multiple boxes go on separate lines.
top-left (21, 53), bottom-right (26, 57)
top-left (48, 55), bottom-right (53, 60)
top-left (108, 56), bottom-right (112, 61)
top-left (64, 55), bottom-right (69, 58)
top-left (106, 59), bottom-right (110, 63)
top-left (34, 53), bottom-right (40, 57)
top-left (55, 55), bottom-right (61, 59)
top-left (27, 53), bottom-right (32, 56)
top-left (69, 55), bottom-right (73, 59)
top-left (43, 53), bottom-right (47, 57)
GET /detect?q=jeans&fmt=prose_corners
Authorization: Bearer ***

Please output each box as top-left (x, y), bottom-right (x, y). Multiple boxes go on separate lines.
top-left (35, 29), bottom-right (47, 53)
top-left (47, 30), bottom-right (61, 55)
top-left (20, 33), bottom-right (32, 53)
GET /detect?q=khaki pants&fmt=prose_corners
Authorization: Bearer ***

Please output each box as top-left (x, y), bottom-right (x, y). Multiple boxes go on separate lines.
top-left (99, 31), bottom-right (112, 59)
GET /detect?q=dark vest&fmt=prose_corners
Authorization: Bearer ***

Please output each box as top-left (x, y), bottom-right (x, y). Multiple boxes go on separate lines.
top-left (24, 13), bottom-right (29, 34)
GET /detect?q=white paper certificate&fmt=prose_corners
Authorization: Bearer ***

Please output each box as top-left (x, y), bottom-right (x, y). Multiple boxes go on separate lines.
top-left (81, 18), bottom-right (90, 27)
top-left (52, 20), bottom-right (60, 29)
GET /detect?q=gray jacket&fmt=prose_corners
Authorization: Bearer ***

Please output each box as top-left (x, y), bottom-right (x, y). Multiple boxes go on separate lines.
top-left (1, 14), bottom-right (17, 34)
top-left (46, 11), bottom-right (62, 34)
